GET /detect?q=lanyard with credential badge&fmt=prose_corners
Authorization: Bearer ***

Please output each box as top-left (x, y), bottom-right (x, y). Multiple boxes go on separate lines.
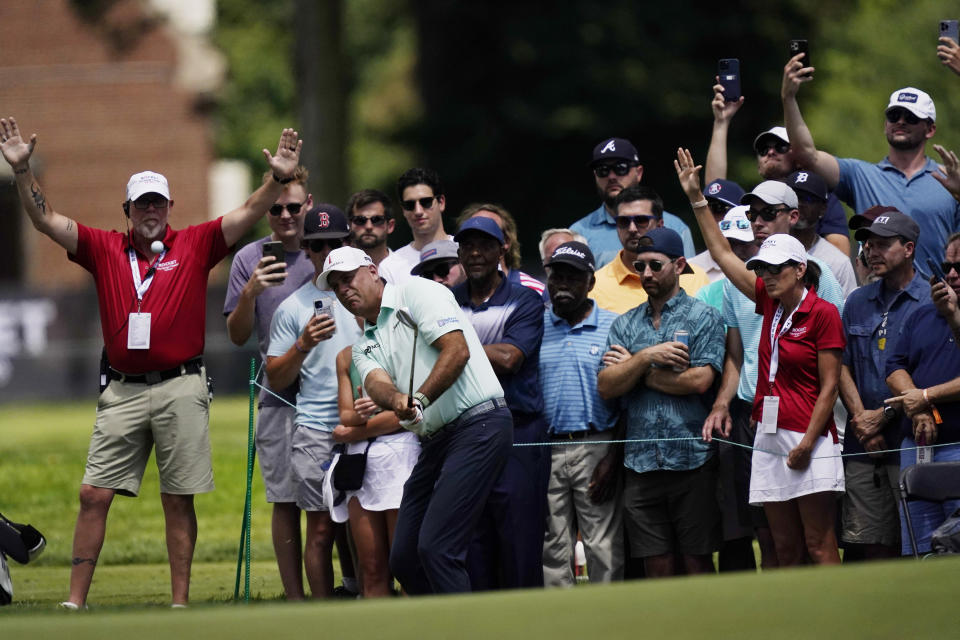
top-left (128, 247), bottom-right (166, 310)
top-left (767, 287), bottom-right (808, 385)
top-left (126, 246), bottom-right (165, 350)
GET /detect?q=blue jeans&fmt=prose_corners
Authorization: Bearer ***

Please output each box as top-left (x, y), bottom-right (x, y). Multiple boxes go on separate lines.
top-left (389, 406), bottom-right (512, 594)
top-left (899, 437), bottom-right (960, 555)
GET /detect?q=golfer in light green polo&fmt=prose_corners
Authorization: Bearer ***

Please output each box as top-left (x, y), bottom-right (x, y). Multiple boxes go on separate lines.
top-left (318, 246), bottom-right (512, 595)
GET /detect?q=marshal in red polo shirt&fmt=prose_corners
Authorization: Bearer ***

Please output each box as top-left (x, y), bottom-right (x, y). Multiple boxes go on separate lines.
top-left (751, 278), bottom-right (845, 441)
top-left (69, 220), bottom-right (229, 374)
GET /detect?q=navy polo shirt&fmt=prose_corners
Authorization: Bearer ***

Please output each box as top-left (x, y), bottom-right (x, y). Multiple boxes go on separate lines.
top-left (885, 303), bottom-right (960, 444)
top-left (842, 272), bottom-right (930, 456)
top-left (454, 275), bottom-right (545, 416)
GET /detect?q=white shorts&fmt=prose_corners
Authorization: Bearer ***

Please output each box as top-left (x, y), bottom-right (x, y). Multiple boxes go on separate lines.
top-left (749, 429), bottom-right (844, 505)
top-left (323, 431), bottom-right (421, 523)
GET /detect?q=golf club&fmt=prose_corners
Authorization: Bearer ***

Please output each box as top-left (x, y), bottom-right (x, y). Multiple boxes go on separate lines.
top-left (395, 307), bottom-right (418, 408)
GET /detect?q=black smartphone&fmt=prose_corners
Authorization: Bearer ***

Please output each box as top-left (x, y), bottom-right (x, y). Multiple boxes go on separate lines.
top-left (940, 20), bottom-right (959, 44)
top-left (789, 39), bottom-right (810, 68)
top-left (927, 258), bottom-right (946, 281)
top-left (717, 58), bottom-right (741, 102)
top-left (262, 240), bottom-right (286, 282)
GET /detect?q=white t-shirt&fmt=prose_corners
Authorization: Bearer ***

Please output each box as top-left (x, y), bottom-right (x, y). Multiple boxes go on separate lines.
top-left (378, 235), bottom-right (455, 284)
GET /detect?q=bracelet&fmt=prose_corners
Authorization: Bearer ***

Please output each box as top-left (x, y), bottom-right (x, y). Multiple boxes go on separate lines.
top-left (923, 388), bottom-right (930, 405)
top-left (273, 173), bottom-right (294, 185)
top-left (691, 199), bottom-right (709, 209)
top-left (413, 391), bottom-right (431, 410)
top-left (294, 339), bottom-right (311, 354)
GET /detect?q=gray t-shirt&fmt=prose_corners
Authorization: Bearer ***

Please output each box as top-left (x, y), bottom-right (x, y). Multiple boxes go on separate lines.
top-left (224, 236), bottom-right (315, 405)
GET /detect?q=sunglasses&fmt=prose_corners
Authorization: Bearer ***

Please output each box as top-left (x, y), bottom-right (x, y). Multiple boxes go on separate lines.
top-left (302, 238), bottom-right (344, 252)
top-left (420, 259), bottom-right (459, 280)
top-left (593, 162), bottom-right (632, 178)
top-left (707, 199), bottom-right (733, 216)
top-left (633, 258), bottom-right (677, 273)
top-left (943, 262), bottom-right (960, 275)
top-left (351, 214), bottom-right (388, 227)
top-left (719, 218), bottom-right (751, 231)
top-left (747, 206), bottom-right (789, 222)
top-left (885, 108), bottom-right (921, 125)
top-left (269, 200), bottom-right (306, 216)
top-left (751, 261), bottom-right (797, 276)
top-left (615, 214), bottom-right (657, 229)
top-left (132, 195), bottom-right (169, 210)
top-left (400, 196), bottom-right (437, 211)
top-left (756, 140), bottom-right (791, 156)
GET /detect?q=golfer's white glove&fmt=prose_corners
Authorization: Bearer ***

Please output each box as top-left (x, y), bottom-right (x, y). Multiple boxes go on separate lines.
top-left (398, 400), bottom-right (424, 428)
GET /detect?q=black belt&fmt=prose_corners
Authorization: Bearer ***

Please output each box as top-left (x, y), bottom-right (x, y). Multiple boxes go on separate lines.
top-left (549, 428), bottom-right (602, 441)
top-left (421, 397), bottom-right (509, 442)
top-left (109, 358), bottom-right (203, 385)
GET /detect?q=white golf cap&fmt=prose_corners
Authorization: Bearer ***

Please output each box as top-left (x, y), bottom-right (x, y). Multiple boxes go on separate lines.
top-left (745, 233), bottom-right (807, 269)
top-left (886, 87), bottom-right (936, 122)
top-left (126, 171), bottom-right (170, 202)
top-left (316, 246), bottom-right (374, 291)
top-left (752, 126), bottom-right (790, 153)
top-left (741, 180), bottom-right (798, 209)
top-left (719, 206), bottom-right (754, 242)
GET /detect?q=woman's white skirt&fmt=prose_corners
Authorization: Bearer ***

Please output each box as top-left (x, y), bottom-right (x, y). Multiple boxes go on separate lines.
top-left (323, 431), bottom-right (421, 523)
top-left (749, 429), bottom-right (845, 505)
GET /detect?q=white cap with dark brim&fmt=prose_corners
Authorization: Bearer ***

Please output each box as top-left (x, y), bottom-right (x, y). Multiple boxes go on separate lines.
top-left (316, 246), bottom-right (375, 291)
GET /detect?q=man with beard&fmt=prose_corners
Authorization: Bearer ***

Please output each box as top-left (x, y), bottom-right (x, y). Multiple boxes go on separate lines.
top-left (597, 227), bottom-right (725, 577)
top-left (591, 186), bottom-right (710, 314)
top-left (571, 137), bottom-right (695, 268)
top-left (346, 189), bottom-right (395, 267)
top-left (781, 55), bottom-right (960, 274)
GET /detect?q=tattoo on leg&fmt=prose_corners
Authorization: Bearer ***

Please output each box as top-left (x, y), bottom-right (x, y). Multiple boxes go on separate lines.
top-left (72, 557), bottom-right (97, 566)
top-left (30, 182), bottom-right (46, 213)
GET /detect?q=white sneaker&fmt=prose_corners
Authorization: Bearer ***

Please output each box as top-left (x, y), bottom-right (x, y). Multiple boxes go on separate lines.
top-left (171, 603), bottom-right (188, 609)
top-left (57, 601), bottom-right (85, 610)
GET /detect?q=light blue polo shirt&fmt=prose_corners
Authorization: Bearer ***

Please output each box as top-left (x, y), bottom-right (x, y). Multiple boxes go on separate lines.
top-left (268, 281), bottom-right (363, 431)
top-left (835, 156), bottom-right (960, 276)
top-left (570, 204), bottom-right (696, 268)
top-left (539, 302), bottom-right (620, 434)
top-left (722, 255), bottom-right (845, 403)
top-left (352, 277), bottom-right (504, 437)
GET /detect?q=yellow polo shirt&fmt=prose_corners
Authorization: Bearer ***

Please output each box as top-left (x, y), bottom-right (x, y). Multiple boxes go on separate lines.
top-left (590, 250), bottom-right (712, 314)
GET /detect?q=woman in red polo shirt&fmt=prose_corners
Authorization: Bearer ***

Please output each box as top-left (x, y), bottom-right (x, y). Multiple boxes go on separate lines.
top-left (675, 148), bottom-right (845, 566)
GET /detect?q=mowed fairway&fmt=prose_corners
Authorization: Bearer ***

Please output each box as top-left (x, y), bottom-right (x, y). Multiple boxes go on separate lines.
top-left (2, 396), bottom-right (959, 638)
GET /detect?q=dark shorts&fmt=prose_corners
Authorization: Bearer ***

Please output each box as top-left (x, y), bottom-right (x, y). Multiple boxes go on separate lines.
top-left (731, 397), bottom-right (768, 529)
top-left (623, 456), bottom-right (721, 557)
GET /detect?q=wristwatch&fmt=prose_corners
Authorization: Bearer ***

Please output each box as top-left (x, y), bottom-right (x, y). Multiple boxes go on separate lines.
top-left (413, 392), bottom-right (431, 410)
top-left (273, 173), bottom-right (294, 185)
top-left (882, 405), bottom-right (897, 422)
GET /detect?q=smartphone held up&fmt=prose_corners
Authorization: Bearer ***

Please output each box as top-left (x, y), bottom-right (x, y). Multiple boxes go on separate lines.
top-left (717, 58), bottom-right (740, 102)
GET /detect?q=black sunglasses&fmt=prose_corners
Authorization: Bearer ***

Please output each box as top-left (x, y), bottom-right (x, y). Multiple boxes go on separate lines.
top-left (633, 258), bottom-right (676, 273)
top-left (400, 196), bottom-right (437, 212)
top-left (751, 261), bottom-right (797, 276)
top-left (943, 262), bottom-right (960, 275)
top-left (885, 108), bottom-right (921, 125)
top-left (747, 206), bottom-right (789, 222)
top-left (269, 200), bottom-right (306, 216)
top-left (420, 259), bottom-right (459, 280)
top-left (593, 162), bottom-right (632, 178)
top-left (615, 214), bottom-right (657, 229)
top-left (707, 199), bottom-right (733, 215)
top-left (302, 238), bottom-right (344, 252)
top-left (756, 140), bottom-right (791, 156)
top-left (351, 214), bottom-right (388, 227)
top-left (132, 195), bottom-right (169, 210)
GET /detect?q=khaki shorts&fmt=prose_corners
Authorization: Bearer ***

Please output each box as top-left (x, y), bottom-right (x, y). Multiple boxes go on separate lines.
top-left (841, 459), bottom-right (900, 547)
top-left (291, 424), bottom-right (335, 512)
top-left (83, 370), bottom-right (214, 497)
top-left (256, 404), bottom-right (298, 503)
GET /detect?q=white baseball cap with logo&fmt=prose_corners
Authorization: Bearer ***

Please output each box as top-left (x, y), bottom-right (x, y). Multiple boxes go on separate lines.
top-left (741, 180), bottom-right (798, 209)
top-left (745, 233), bottom-right (807, 270)
top-left (316, 246), bottom-right (375, 290)
top-left (886, 87), bottom-right (936, 122)
top-left (718, 206), bottom-right (754, 243)
top-left (752, 126), bottom-right (790, 154)
top-left (126, 171), bottom-right (170, 202)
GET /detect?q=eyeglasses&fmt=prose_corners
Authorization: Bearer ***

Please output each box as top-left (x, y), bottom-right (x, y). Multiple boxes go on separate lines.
top-left (747, 206), bottom-right (789, 222)
top-left (615, 214), bottom-right (657, 229)
top-left (351, 215), bottom-right (388, 227)
top-left (885, 108), bottom-right (921, 125)
top-left (593, 162), bottom-right (632, 178)
top-left (400, 196), bottom-right (437, 211)
top-left (633, 258), bottom-right (677, 273)
top-left (132, 195), bottom-right (169, 210)
top-left (943, 262), bottom-right (960, 275)
top-left (420, 259), bottom-right (459, 280)
top-left (751, 261), bottom-right (796, 275)
top-left (756, 140), bottom-right (791, 156)
top-left (719, 219), bottom-right (751, 231)
top-left (707, 199), bottom-right (732, 216)
top-left (269, 200), bottom-right (306, 216)
top-left (302, 238), bottom-right (344, 252)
